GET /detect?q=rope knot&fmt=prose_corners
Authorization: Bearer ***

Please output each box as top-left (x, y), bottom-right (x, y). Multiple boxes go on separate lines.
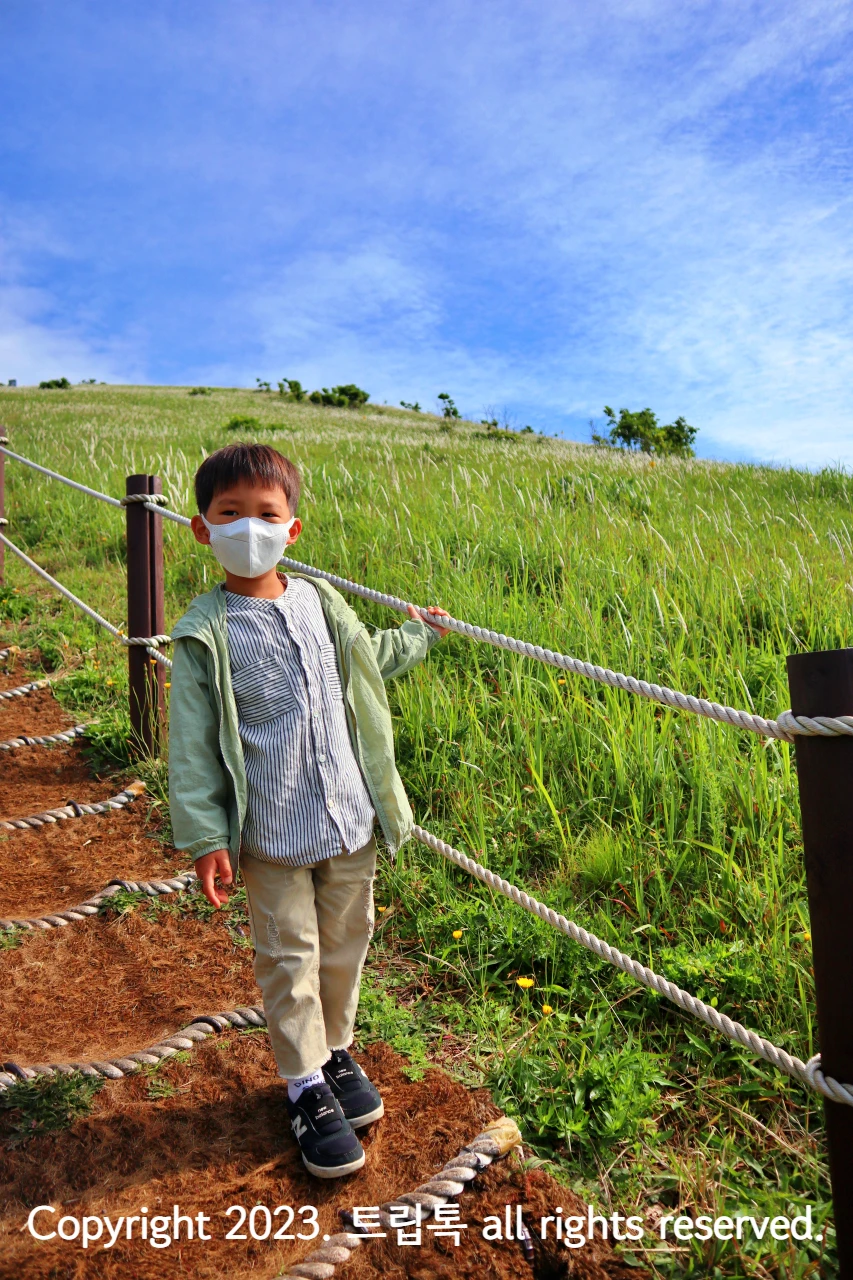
top-left (120, 493), bottom-right (168, 506)
top-left (122, 633), bottom-right (172, 647)
top-left (775, 709), bottom-right (853, 739)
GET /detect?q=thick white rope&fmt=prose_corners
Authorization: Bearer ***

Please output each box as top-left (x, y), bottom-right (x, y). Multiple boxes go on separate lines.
top-left (0, 677), bottom-right (53, 701)
top-left (0, 532), bottom-right (173, 670)
top-left (120, 493), bottom-right (169, 507)
top-left (0, 779), bottom-right (145, 832)
top-left (0, 870), bottom-right (197, 933)
top-left (0, 444), bottom-right (124, 508)
top-left (145, 500), bottom-right (838, 742)
top-left (291, 1116), bottom-right (521, 1280)
top-left (0, 1004), bottom-right (267, 1090)
top-left (0, 445), bottom-right (845, 739)
top-left (412, 825), bottom-right (853, 1108)
top-left (0, 723), bottom-right (91, 752)
top-left (3, 449), bottom-right (850, 1111)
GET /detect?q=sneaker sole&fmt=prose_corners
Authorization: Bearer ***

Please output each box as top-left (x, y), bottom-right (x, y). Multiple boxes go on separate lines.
top-left (348, 1100), bottom-right (385, 1129)
top-left (302, 1149), bottom-right (366, 1179)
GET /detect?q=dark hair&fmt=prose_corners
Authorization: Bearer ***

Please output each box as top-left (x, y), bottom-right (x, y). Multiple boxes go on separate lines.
top-left (194, 443), bottom-right (301, 515)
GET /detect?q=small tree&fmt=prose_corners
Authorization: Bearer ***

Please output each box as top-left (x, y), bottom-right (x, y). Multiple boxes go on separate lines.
top-left (438, 392), bottom-right (460, 420)
top-left (658, 416), bottom-right (697, 455)
top-left (279, 378), bottom-right (305, 401)
top-left (597, 406), bottom-right (697, 457)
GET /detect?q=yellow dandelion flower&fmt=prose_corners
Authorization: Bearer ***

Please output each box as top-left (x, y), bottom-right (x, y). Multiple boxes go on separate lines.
top-left (452, 929), bottom-right (463, 939)
top-left (542, 1004), bottom-right (553, 1015)
top-left (516, 977), bottom-right (534, 989)
top-left (106, 678), bottom-right (114, 686)
top-left (557, 677), bottom-right (565, 684)
top-left (377, 905), bottom-right (387, 913)
top-left (165, 681), bottom-right (171, 688)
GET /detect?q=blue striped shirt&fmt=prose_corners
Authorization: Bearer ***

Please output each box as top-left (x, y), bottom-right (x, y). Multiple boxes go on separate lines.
top-left (224, 578), bottom-right (375, 866)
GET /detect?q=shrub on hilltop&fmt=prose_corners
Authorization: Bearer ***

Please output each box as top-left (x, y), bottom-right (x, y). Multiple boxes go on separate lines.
top-left (307, 383), bottom-right (370, 408)
top-left (593, 405), bottom-right (697, 457)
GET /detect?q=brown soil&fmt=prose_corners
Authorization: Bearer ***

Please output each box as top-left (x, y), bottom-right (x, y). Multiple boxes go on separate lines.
top-left (0, 1043), bottom-right (646, 1280)
top-left (2, 911), bottom-right (256, 1063)
top-left (0, 684), bottom-right (77, 739)
top-left (0, 800), bottom-right (190, 918)
top-left (0, 651), bottom-right (188, 916)
top-left (1, 742), bottom-right (131, 822)
top-left (0, 660), bottom-right (647, 1279)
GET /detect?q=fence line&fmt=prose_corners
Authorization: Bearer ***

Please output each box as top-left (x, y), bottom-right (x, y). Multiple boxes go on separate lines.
top-left (0, 443), bottom-right (124, 508)
top-left (2, 444), bottom-right (853, 1117)
top-left (0, 532), bottom-right (172, 669)
top-left (413, 825), bottom-right (853, 1107)
top-left (133, 496), bottom-right (853, 743)
top-left (5, 443), bottom-right (853, 740)
top-left (2, 526), bottom-right (849, 1107)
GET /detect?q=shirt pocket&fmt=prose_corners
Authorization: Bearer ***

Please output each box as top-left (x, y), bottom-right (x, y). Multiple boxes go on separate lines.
top-left (231, 657), bottom-right (299, 725)
top-left (319, 643), bottom-right (344, 699)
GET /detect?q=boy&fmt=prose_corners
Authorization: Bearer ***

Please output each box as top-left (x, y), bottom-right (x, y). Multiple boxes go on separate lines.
top-left (168, 442), bottom-right (450, 1179)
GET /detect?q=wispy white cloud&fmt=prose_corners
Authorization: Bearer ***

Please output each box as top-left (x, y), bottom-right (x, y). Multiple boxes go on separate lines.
top-left (0, 208), bottom-right (144, 385)
top-left (2, 0), bottom-right (853, 463)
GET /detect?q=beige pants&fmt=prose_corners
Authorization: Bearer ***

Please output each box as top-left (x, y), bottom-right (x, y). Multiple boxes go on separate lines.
top-left (240, 836), bottom-right (377, 1079)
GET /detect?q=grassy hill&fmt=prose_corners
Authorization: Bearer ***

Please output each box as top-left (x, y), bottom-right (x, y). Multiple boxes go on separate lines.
top-left (2, 383), bottom-right (848, 1276)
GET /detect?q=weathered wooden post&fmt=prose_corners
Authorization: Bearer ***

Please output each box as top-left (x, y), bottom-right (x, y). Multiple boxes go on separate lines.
top-left (125, 473), bottom-right (166, 755)
top-left (787, 649), bottom-right (853, 1276)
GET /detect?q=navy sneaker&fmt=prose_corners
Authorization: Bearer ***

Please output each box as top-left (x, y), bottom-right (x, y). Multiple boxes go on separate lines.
top-left (322, 1048), bottom-right (385, 1128)
top-left (287, 1083), bottom-right (365, 1178)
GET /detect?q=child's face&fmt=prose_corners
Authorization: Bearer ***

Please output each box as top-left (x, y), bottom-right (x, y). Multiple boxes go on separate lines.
top-left (190, 481), bottom-right (302, 548)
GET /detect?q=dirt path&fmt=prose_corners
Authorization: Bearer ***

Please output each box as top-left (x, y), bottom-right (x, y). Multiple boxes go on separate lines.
top-left (0, 652), bottom-right (649, 1280)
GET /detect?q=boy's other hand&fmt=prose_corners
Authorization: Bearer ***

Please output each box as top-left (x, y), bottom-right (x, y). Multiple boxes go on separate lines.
top-left (196, 849), bottom-right (233, 908)
top-left (407, 604), bottom-right (452, 638)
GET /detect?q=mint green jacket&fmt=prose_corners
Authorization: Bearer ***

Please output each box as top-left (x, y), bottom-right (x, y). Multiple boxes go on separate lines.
top-left (168, 574), bottom-right (441, 873)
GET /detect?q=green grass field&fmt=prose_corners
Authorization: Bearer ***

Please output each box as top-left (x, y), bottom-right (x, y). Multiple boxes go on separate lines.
top-left (2, 383), bottom-right (850, 1277)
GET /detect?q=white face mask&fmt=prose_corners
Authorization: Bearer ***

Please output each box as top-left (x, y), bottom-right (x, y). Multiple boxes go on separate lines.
top-left (202, 515), bottom-right (296, 578)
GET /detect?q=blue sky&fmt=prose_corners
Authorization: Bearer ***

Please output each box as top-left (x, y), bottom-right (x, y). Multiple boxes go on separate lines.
top-left (2, 0), bottom-right (853, 467)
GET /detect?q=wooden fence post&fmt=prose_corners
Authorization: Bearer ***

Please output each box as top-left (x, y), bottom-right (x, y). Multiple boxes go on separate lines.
top-left (125, 473), bottom-right (166, 755)
top-left (787, 648), bottom-right (853, 1275)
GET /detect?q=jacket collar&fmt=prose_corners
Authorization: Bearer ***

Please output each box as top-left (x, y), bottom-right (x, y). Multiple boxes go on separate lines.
top-left (170, 572), bottom-right (365, 647)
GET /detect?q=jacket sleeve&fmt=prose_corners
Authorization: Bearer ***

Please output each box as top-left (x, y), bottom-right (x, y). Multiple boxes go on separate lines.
top-left (168, 636), bottom-right (232, 861)
top-left (370, 617), bottom-right (442, 682)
